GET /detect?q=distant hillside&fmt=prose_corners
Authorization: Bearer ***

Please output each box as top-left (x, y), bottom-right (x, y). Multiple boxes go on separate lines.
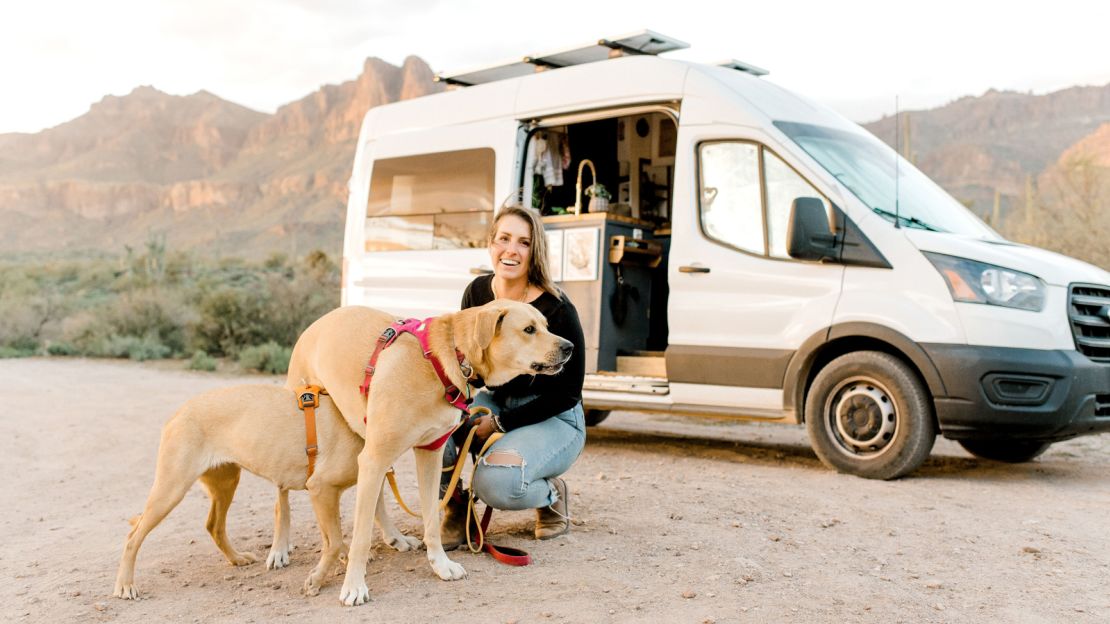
top-left (2, 60), bottom-right (1108, 264)
top-left (0, 56), bottom-right (441, 259)
top-left (863, 84), bottom-right (1110, 217)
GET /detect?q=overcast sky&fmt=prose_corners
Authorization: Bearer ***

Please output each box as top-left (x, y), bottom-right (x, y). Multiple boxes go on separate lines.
top-left (3, 0), bottom-right (1109, 134)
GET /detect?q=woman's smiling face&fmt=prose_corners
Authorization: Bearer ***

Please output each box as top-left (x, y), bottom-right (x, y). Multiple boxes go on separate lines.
top-left (489, 214), bottom-right (532, 282)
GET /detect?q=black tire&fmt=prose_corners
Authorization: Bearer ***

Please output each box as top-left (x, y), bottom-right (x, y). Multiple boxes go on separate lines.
top-left (958, 438), bottom-right (1051, 463)
top-left (805, 351), bottom-right (936, 480)
top-left (584, 409), bottom-right (611, 427)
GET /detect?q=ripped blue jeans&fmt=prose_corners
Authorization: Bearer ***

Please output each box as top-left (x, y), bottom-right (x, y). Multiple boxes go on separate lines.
top-left (441, 391), bottom-right (585, 510)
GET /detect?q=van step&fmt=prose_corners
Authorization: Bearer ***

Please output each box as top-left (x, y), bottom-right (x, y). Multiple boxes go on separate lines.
top-left (616, 355), bottom-right (667, 377)
top-left (584, 373), bottom-right (669, 395)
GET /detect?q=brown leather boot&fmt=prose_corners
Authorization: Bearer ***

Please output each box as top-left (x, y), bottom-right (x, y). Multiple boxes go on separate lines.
top-left (440, 493), bottom-right (468, 551)
top-left (535, 477), bottom-right (570, 540)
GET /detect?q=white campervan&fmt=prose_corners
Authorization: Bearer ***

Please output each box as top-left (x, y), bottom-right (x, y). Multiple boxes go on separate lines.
top-left (340, 32), bottom-right (1110, 479)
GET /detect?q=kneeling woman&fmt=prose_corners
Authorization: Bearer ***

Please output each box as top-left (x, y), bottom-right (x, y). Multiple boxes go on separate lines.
top-left (442, 205), bottom-right (586, 543)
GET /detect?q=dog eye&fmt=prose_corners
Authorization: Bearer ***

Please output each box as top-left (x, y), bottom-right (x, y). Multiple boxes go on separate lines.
top-left (524, 325), bottom-right (536, 335)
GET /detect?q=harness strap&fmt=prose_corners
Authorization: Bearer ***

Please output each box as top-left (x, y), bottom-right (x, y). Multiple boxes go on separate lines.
top-left (295, 386), bottom-right (327, 480)
top-left (360, 318), bottom-right (472, 448)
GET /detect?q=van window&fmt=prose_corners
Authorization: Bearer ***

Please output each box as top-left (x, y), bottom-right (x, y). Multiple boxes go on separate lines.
top-left (764, 150), bottom-right (829, 258)
top-left (698, 141), bottom-right (830, 259)
top-left (366, 148), bottom-right (494, 251)
top-left (699, 142), bottom-right (764, 254)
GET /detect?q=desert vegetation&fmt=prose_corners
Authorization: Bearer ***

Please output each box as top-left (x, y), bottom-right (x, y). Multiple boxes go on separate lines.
top-left (0, 240), bottom-right (339, 373)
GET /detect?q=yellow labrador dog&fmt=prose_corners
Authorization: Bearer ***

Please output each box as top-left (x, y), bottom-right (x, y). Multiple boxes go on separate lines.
top-left (113, 385), bottom-right (421, 600)
top-left (286, 300), bottom-right (572, 606)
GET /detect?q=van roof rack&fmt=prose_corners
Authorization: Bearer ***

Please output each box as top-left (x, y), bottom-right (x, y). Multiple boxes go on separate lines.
top-left (435, 30), bottom-right (689, 87)
top-left (715, 59), bottom-right (769, 77)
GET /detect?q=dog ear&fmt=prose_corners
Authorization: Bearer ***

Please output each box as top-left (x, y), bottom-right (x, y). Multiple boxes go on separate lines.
top-left (476, 306), bottom-right (509, 351)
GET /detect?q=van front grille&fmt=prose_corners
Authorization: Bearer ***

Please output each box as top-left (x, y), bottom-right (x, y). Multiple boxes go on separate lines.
top-left (1068, 284), bottom-right (1110, 362)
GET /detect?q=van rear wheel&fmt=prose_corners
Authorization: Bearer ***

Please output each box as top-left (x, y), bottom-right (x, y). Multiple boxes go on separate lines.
top-left (805, 351), bottom-right (935, 480)
top-left (585, 409), bottom-right (611, 427)
top-left (958, 438), bottom-right (1051, 463)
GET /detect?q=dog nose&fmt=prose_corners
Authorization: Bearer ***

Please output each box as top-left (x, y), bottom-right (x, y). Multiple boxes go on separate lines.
top-left (559, 340), bottom-right (573, 359)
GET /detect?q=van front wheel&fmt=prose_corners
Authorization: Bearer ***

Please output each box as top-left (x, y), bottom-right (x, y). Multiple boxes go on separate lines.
top-left (805, 351), bottom-right (936, 480)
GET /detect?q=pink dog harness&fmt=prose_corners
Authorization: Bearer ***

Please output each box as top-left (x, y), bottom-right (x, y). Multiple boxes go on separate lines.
top-left (359, 318), bottom-right (472, 451)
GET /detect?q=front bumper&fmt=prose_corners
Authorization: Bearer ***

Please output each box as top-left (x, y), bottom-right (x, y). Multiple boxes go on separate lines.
top-left (922, 344), bottom-right (1110, 441)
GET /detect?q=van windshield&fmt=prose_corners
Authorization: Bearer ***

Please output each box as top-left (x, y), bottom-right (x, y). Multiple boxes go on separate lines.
top-left (774, 121), bottom-right (1000, 239)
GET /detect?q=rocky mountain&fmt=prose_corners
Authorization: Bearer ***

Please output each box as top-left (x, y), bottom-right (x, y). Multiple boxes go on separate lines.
top-left (0, 56), bottom-right (441, 259)
top-left (863, 84), bottom-right (1110, 216)
top-left (2, 59), bottom-right (1108, 261)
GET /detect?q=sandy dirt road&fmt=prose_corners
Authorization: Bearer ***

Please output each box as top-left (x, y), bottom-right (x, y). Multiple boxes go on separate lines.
top-left (3, 357), bottom-right (1109, 623)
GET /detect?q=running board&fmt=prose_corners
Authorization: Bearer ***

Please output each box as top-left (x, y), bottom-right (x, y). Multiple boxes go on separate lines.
top-left (584, 373), bottom-right (669, 395)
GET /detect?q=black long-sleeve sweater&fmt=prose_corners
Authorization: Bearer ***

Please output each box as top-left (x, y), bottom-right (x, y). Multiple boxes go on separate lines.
top-left (461, 274), bottom-right (585, 431)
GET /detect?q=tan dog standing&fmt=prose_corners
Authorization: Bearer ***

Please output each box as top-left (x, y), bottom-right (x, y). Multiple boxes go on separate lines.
top-left (113, 385), bottom-right (421, 600)
top-left (286, 300), bottom-right (572, 606)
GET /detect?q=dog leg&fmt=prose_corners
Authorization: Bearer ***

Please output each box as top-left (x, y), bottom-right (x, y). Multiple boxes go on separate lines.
top-left (376, 484), bottom-right (422, 552)
top-left (199, 464), bottom-right (258, 567)
top-left (303, 482), bottom-right (344, 596)
top-left (414, 447), bottom-right (467, 581)
top-left (338, 447), bottom-right (390, 606)
top-left (266, 489), bottom-right (293, 569)
top-left (114, 442), bottom-right (203, 599)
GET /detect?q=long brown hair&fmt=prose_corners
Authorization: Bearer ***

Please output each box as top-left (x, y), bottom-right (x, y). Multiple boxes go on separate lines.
top-left (488, 205), bottom-right (560, 298)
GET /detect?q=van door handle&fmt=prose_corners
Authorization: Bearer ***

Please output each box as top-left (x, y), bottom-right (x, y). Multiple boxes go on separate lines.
top-left (470, 266), bottom-right (494, 275)
top-left (678, 265), bottom-right (711, 274)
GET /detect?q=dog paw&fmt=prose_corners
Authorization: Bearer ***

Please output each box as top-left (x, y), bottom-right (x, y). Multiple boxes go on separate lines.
top-left (266, 548), bottom-right (290, 570)
top-left (339, 580), bottom-right (370, 606)
top-left (113, 582), bottom-right (139, 600)
top-left (230, 551), bottom-right (258, 566)
top-left (430, 557), bottom-right (468, 581)
top-left (386, 534), bottom-right (423, 552)
top-left (302, 575), bottom-right (323, 597)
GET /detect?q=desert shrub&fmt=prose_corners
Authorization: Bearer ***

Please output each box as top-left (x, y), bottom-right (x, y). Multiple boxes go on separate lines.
top-left (46, 341), bottom-right (78, 356)
top-left (0, 345), bottom-right (35, 358)
top-left (189, 286), bottom-right (272, 357)
top-left (95, 333), bottom-right (172, 361)
top-left (106, 290), bottom-right (188, 355)
top-left (188, 350), bottom-right (218, 372)
top-left (238, 341), bottom-right (291, 374)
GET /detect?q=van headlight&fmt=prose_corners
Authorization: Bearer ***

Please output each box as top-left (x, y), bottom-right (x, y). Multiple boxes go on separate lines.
top-left (923, 252), bottom-right (1045, 312)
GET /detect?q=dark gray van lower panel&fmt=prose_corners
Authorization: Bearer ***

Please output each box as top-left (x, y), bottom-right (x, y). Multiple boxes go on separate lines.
top-left (922, 344), bottom-right (1110, 441)
top-left (665, 345), bottom-right (794, 388)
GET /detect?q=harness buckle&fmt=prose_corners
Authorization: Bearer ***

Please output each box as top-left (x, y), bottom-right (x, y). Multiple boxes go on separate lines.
top-left (379, 327), bottom-right (397, 343)
top-left (297, 389), bottom-right (319, 409)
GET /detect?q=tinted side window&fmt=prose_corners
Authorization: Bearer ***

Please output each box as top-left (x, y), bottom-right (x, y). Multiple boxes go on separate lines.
top-left (366, 148), bottom-right (494, 251)
top-left (698, 142), bottom-right (764, 255)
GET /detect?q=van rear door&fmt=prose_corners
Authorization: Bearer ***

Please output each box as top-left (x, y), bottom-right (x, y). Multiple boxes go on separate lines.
top-left (666, 124), bottom-right (844, 419)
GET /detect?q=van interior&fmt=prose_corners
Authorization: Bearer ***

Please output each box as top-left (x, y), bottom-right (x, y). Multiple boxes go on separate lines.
top-left (522, 110), bottom-right (677, 380)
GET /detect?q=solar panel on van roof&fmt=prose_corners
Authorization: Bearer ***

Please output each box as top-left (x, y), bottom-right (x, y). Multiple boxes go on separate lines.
top-left (435, 30), bottom-right (689, 87)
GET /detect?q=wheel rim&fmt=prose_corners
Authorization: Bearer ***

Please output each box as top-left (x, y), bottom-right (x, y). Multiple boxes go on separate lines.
top-left (823, 375), bottom-right (898, 458)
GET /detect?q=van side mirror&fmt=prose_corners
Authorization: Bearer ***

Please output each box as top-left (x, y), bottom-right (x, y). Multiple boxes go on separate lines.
top-left (787, 197), bottom-right (838, 261)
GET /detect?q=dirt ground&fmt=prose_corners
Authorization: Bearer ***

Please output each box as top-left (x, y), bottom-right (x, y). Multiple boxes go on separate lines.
top-left (4, 357), bottom-right (1109, 623)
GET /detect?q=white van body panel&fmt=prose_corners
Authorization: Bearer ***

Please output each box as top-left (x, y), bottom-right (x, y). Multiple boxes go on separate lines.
top-left (343, 117), bottom-right (518, 316)
top-left (515, 56), bottom-right (688, 119)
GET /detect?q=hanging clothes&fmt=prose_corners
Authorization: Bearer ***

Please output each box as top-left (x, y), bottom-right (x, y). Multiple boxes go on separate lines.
top-left (528, 131), bottom-right (570, 187)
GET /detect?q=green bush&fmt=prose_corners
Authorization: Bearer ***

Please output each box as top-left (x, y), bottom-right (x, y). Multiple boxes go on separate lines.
top-left (0, 346), bottom-right (35, 358)
top-left (107, 291), bottom-right (188, 354)
top-left (96, 333), bottom-right (172, 361)
top-left (46, 341), bottom-right (78, 356)
top-left (188, 350), bottom-right (218, 372)
top-left (238, 341), bottom-right (292, 374)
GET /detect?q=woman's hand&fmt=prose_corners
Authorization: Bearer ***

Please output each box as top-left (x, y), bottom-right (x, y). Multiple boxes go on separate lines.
top-left (472, 414), bottom-right (497, 441)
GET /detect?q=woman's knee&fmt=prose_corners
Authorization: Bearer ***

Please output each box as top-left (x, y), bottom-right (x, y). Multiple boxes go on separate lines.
top-left (472, 450), bottom-right (528, 510)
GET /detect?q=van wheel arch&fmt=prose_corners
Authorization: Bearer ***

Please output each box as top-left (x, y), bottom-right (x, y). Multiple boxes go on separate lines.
top-left (785, 324), bottom-right (945, 429)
